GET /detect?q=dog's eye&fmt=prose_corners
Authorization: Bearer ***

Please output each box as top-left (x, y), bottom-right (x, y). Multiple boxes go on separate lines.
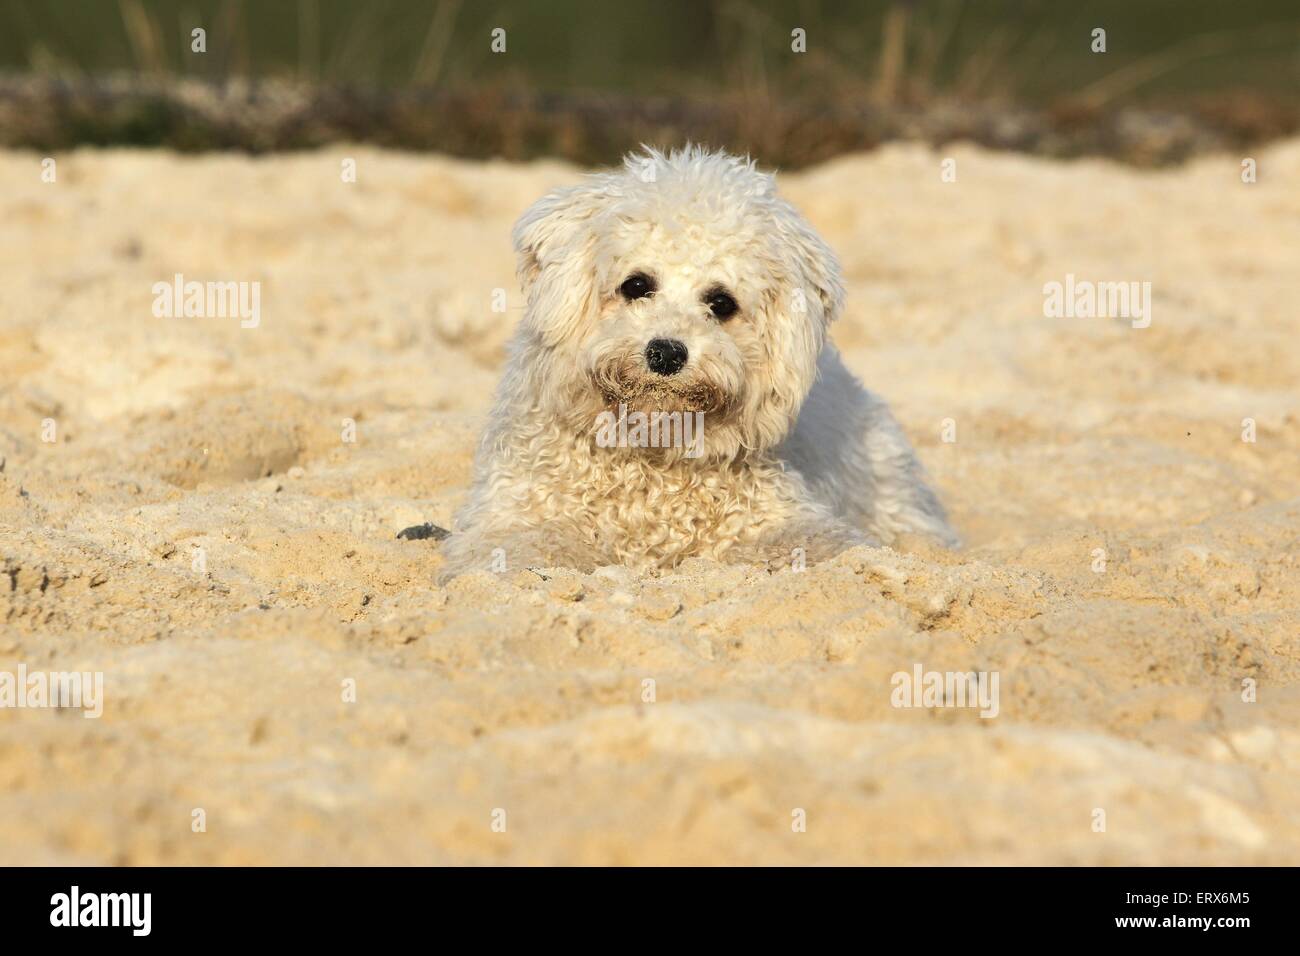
top-left (706, 290), bottom-right (738, 320)
top-left (619, 274), bottom-right (654, 300)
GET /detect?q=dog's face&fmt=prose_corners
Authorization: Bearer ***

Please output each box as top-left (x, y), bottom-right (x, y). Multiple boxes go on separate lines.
top-left (511, 147), bottom-right (844, 462)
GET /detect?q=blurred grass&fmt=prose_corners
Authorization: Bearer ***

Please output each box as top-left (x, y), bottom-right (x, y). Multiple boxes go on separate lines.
top-left (1, 0), bottom-right (1296, 100)
top-left (0, 0), bottom-right (1296, 163)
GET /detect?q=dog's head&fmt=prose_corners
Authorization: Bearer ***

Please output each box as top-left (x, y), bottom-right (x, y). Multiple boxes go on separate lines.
top-left (511, 145), bottom-right (843, 462)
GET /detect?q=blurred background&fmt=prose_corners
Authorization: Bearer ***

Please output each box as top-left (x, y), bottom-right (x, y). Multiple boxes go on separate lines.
top-left (0, 0), bottom-right (1297, 165)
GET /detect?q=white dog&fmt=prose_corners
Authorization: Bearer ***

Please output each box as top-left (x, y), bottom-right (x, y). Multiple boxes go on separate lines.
top-left (438, 146), bottom-right (955, 581)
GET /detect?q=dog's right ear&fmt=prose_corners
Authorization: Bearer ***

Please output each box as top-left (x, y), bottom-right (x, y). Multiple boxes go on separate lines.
top-left (512, 179), bottom-right (611, 346)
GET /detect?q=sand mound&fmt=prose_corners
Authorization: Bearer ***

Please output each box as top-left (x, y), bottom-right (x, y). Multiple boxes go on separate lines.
top-left (1, 142), bottom-right (1297, 864)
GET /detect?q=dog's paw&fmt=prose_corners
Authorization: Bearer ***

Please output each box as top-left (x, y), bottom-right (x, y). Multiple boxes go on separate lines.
top-left (737, 520), bottom-right (877, 572)
top-left (396, 522), bottom-right (451, 542)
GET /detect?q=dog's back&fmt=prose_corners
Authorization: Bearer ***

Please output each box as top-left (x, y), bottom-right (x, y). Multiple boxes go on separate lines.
top-left (778, 346), bottom-right (958, 547)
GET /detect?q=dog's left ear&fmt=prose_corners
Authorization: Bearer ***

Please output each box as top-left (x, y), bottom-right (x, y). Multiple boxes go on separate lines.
top-left (512, 179), bottom-right (612, 346)
top-left (773, 201), bottom-right (845, 327)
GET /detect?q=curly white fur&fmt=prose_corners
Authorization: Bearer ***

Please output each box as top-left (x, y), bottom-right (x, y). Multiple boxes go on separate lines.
top-left (441, 146), bottom-right (956, 580)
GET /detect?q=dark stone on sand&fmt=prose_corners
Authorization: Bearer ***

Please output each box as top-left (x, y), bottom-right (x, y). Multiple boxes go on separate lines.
top-left (397, 523), bottom-right (450, 542)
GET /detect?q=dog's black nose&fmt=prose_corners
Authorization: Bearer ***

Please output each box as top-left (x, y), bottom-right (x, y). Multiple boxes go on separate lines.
top-left (645, 338), bottom-right (688, 376)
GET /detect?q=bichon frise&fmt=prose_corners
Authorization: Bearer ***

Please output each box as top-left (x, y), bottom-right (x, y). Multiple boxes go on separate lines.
top-left (438, 146), bottom-right (956, 581)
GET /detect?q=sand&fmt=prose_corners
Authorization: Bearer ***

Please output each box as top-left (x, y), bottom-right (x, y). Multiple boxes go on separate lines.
top-left (1, 141), bottom-right (1298, 865)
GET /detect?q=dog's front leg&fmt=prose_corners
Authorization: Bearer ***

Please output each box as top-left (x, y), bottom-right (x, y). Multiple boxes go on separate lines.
top-left (727, 518), bottom-right (877, 573)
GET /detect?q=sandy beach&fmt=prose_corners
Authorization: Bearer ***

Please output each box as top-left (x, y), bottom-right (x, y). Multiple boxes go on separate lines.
top-left (1, 141), bottom-right (1298, 864)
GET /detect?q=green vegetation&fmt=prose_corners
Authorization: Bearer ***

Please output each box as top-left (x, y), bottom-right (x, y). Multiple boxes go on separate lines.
top-left (0, 1), bottom-right (1295, 163)
top-left (4, 0), bottom-right (1297, 101)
